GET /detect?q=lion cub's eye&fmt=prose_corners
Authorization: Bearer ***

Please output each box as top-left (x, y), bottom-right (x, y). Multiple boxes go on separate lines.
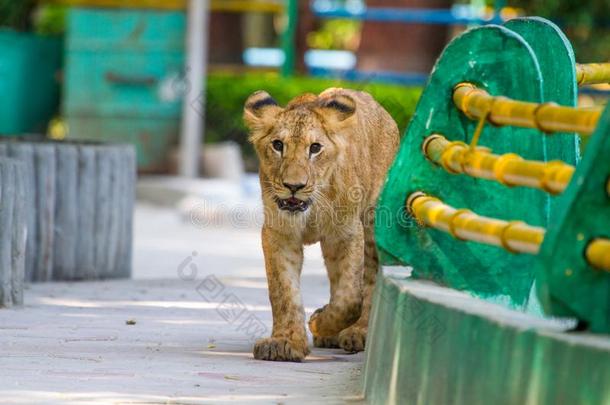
top-left (272, 140), bottom-right (283, 153)
top-left (309, 143), bottom-right (322, 155)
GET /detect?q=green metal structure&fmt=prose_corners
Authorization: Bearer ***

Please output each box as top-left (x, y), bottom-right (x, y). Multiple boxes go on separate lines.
top-left (536, 105), bottom-right (610, 333)
top-left (366, 17), bottom-right (610, 404)
top-left (375, 18), bottom-right (580, 309)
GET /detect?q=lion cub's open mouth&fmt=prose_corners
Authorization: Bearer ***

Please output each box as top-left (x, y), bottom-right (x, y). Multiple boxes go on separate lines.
top-left (276, 196), bottom-right (310, 212)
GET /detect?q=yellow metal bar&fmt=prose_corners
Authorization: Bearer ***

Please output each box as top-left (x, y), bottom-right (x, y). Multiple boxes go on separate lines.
top-left (422, 134), bottom-right (575, 195)
top-left (453, 82), bottom-right (602, 136)
top-left (586, 239), bottom-right (610, 272)
top-left (406, 192), bottom-right (545, 254)
top-left (49, 0), bottom-right (285, 13)
top-left (576, 63), bottom-right (610, 85)
top-left (211, 0), bottom-right (284, 13)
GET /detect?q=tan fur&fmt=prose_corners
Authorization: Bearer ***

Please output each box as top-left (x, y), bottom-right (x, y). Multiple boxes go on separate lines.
top-left (244, 88), bottom-right (399, 361)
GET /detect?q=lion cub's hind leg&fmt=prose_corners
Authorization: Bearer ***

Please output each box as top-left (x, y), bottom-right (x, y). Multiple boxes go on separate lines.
top-left (336, 223), bottom-right (379, 353)
top-left (309, 227), bottom-right (365, 338)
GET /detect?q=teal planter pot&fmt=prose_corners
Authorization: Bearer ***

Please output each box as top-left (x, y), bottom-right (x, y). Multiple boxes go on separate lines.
top-left (63, 8), bottom-right (186, 172)
top-left (0, 30), bottom-right (62, 136)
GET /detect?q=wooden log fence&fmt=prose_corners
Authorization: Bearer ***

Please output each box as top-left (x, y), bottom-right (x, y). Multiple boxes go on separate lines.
top-left (0, 139), bottom-right (136, 284)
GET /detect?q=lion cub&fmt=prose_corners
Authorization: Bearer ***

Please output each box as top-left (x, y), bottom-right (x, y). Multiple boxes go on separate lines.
top-left (244, 88), bottom-right (399, 362)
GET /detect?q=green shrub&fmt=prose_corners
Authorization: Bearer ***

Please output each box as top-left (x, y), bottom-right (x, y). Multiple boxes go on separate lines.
top-left (205, 72), bottom-right (421, 169)
top-left (507, 0), bottom-right (610, 62)
top-left (0, 0), bottom-right (37, 31)
top-left (0, 2), bottom-right (66, 34)
top-left (35, 5), bottom-right (68, 36)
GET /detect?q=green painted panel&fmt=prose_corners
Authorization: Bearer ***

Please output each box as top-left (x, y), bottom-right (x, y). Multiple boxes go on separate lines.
top-left (63, 8), bottom-right (186, 171)
top-left (364, 268), bottom-right (610, 405)
top-left (67, 8), bottom-right (186, 52)
top-left (375, 25), bottom-right (550, 307)
top-left (503, 17), bottom-right (580, 166)
top-left (64, 50), bottom-right (184, 118)
top-left (0, 31), bottom-right (62, 135)
top-left (64, 8), bottom-right (185, 117)
top-left (535, 104), bottom-right (610, 333)
top-left (67, 116), bottom-right (178, 172)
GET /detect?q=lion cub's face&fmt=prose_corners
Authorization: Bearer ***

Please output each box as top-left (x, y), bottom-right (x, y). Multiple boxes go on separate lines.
top-left (244, 90), bottom-right (356, 213)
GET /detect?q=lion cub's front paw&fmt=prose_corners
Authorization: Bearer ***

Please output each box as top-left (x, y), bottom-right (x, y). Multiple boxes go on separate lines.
top-left (313, 335), bottom-right (340, 349)
top-left (338, 325), bottom-right (366, 353)
top-left (253, 337), bottom-right (310, 362)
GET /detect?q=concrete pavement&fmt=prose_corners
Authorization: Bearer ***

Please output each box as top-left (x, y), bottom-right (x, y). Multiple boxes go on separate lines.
top-left (0, 202), bottom-right (365, 404)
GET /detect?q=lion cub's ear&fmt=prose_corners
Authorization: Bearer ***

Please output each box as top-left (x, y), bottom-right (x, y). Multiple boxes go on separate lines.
top-left (243, 90), bottom-right (282, 131)
top-left (316, 91), bottom-right (356, 125)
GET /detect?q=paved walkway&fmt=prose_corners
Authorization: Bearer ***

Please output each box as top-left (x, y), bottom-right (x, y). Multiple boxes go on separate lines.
top-left (0, 204), bottom-right (364, 404)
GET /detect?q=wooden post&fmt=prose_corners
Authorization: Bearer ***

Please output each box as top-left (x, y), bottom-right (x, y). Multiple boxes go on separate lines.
top-left (94, 145), bottom-right (112, 278)
top-left (0, 160), bottom-right (17, 306)
top-left (53, 144), bottom-right (78, 280)
top-left (0, 158), bottom-right (26, 307)
top-left (11, 165), bottom-right (26, 305)
top-left (7, 143), bottom-right (38, 281)
top-left (118, 146), bottom-right (136, 278)
top-left (34, 144), bottom-right (56, 282)
top-left (103, 146), bottom-right (122, 278)
top-left (75, 145), bottom-right (97, 279)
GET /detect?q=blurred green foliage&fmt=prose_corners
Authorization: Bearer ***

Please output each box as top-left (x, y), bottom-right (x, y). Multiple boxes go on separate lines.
top-left (0, 0), bottom-right (37, 31)
top-left (35, 5), bottom-right (68, 35)
top-left (508, 0), bottom-right (610, 62)
top-left (0, 1), bottom-right (66, 35)
top-left (307, 19), bottom-right (362, 51)
top-left (205, 73), bottom-right (421, 169)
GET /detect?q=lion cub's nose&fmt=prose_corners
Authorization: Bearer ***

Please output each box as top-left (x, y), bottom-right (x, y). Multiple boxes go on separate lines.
top-left (283, 182), bottom-right (306, 194)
